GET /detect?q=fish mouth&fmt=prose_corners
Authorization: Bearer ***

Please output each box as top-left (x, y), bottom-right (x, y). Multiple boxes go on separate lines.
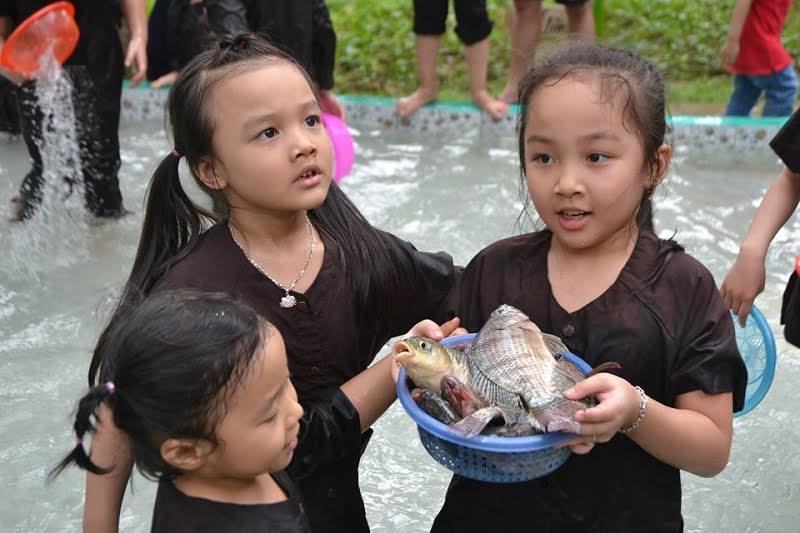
top-left (393, 340), bottom-right (413, 365)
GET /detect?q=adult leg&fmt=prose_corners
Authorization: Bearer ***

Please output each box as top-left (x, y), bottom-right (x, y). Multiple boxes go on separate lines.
top-left (500, 0), bottom-right (543, 103)
top-left (72, 66), bottom-right (125, 217)
top-left (562, 0), bottom-right (594, 40)
top-left (396, 0), bottom-right (447, 118)
top-left (762, 66), bottom-right (799, 117)
top-left (456, 0), bottom-right (508, 119)
top-left (725, 74), bottom-right (762, 117)
top-left (11, 80), bottom-right (46, 220)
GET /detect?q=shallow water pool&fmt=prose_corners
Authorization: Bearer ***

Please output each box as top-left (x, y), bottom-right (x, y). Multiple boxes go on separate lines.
top-left (1, 113), bottom-right (798, 532)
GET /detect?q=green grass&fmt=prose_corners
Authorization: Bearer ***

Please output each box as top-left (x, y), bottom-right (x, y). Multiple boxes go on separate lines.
top-left (328, 0), bottom-right (800, 105)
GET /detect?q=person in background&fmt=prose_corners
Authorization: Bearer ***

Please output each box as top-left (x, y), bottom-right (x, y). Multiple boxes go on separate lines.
top-left (722, 0), bottom-right (797, 117)
top-left (722, 109), bottom-right (800, 347)
top-left (0, 0), bottom-right (148, 220)
top-left (500, 0), bottom-right (594, 104)
top-left (147, 0), bottom-right (210, 89)
top-left (396, 0), bottom-right (508, 120)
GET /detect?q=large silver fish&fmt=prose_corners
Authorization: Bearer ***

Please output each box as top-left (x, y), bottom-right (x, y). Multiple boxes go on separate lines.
top-left (395, 304), bottom-right (619, 436)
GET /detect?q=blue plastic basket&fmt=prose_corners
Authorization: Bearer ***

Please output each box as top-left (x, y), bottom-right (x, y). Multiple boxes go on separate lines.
top-left (396, 333), bottom-right (591, 483)
top-left (733, 305), bottom-right (777, 417)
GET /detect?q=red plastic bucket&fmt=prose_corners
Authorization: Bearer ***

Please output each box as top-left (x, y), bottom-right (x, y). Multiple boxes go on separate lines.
top-left (0, 2), bottom-right (80, 78)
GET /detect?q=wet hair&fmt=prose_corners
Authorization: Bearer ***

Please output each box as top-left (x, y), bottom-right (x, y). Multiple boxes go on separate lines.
top-left (516, 43), bottom-right (668, 232)
top-left (89, 33), bottom-right (409, 384)
top-left (51, 291), bottom-right (266, 481)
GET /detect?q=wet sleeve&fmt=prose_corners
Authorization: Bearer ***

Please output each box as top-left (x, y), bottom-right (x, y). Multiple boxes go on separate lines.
top-left (204, 0), bottom-right (250, 35)
top-left (770, 109), bottom-right (800, 174)
top-left (287, 388), bottom-right (363, 480)
top-left (311, 0), bottom-right (336, 90)
top-left (382, 232), bottom-right (462, 332)
top-left (671, 266), bottom-right (748, 412)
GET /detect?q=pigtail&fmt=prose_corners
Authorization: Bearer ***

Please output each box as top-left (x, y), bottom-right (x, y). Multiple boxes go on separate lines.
top-left (48, 382), bottom-right (117, 480)
top-left (88, 154), bottom-right (216, 384)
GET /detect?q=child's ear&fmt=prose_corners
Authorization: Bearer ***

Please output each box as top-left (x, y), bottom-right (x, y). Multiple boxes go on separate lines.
top-left (195, 157), bottom-right (227, 191)
top-left (649, 143), bottom-right (672, 189)
top-left (160, 438), bottom-right (214, 472)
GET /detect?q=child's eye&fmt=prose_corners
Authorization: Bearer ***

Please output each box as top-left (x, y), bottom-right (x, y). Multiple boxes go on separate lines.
top-left (258, 127), bottom-right (279, 140)
top-left (305, 115), bottom-right (321, 127)
top-left (262, 413), bottom-right (277, 424)
top-left (532, 154), bottom-right (553, 164)
top-left (587, 153), bottom-right (609, 163)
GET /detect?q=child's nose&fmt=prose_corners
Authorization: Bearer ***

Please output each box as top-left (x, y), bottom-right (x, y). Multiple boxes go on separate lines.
top-left (291, 128), bottom-right (318, 160)
top-left (554, 164), bottom-right (584, 195)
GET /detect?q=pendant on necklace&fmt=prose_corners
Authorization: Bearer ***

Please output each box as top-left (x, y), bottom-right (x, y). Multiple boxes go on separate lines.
top-left (280, 294), bottom-right (297, 309)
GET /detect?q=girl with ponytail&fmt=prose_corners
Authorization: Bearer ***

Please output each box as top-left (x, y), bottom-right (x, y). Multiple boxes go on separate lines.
top-left (58, 290), bottom-right (451, 532)
top-left (54, 290), bottom-right (309, 531)
top-left (83, 33), bottom-right (461, 532)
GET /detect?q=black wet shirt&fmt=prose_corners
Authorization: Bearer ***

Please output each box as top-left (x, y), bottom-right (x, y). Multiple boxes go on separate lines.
top-left (151, 471), bottom-right (311, 532)
top-left (204, 0), bottom-right (336, 90)
top-left (770, 109), bottom-right (800, 173)
top-left (433, 230), bottom-right (747, 533)
top-left (155, 222), bottom-right (458, 533)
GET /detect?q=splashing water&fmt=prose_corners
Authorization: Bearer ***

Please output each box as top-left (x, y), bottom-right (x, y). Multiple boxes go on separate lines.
top-left (0, 49), bottom-right (89, 280)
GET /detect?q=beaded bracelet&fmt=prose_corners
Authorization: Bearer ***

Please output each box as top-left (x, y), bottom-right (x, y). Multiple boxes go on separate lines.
top-left (619, 385), bottom-right (648, 434)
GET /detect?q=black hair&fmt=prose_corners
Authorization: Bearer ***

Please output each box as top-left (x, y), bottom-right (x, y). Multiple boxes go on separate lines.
top-left (52, 291), bottom-right (266, 481)
top-left (88, 33), bottom-right (409, 384)
top-left (516, 43), bottom-right (669, 232)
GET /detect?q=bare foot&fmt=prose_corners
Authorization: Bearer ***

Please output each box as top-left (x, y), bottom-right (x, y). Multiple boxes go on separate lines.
top-left (396, 86), bottom-right (438, 118)
top-left (473, 90), bottom-right (509, 120)
top-left (499, 82), bottom-right (520, 104)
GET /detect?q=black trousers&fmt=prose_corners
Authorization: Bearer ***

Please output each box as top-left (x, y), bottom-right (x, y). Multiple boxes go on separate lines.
top-left (413, 0), bottom-right (492, 45)
top-left (15, 63), bottom-right (124, 219)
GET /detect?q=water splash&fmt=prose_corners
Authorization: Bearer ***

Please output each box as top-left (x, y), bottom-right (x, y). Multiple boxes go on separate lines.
top-left (0, 49), bottom-right (89, 280)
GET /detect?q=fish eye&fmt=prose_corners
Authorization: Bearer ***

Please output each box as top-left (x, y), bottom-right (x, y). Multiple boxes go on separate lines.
top-left (420, 341), bottom-right (429, 350)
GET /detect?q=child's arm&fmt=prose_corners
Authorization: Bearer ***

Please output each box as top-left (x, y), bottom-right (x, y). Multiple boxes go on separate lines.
top-left (722, 167), bottom-right (800, 324)
top-left (342, 316), bottom-right (462, 431)
top-left (83, 405), bottom-right (134, 533)
top-left (289, 317), bottom-right (463, 479)
top-left (721, 0), bottom-right (753, 66)
top-left (120, 0), bottom-right (148, 86)
top-left (563, 377), bottom-right (733, 477)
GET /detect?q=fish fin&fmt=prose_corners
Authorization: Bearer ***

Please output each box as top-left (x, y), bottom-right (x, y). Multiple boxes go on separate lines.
top-left (546, 418), bottom-right (583, 434)
top-left (526, 412), bottom-right (547, 433)
top-left (542, 332), bottom-right (569, 357)
top-left (586, 361), bottom-right (622, 378)
top-left (530, 408), bottom-right (582, 434)
top-left (486, 423), bottom-right (539, 437)
top-left (451, 406), bottom-right (505, 438)
top-left (471, 369), bottom-right (526, 411)
top-left (553, 358), bottom-right (586, 387)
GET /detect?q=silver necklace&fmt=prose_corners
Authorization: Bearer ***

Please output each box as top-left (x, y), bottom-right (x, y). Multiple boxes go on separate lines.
top-left (228, 217), bottom-right (316, 309)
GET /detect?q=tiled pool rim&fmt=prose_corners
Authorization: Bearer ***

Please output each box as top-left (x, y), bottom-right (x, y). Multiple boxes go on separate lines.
top-left (120, 86), bottom-right (790, 153)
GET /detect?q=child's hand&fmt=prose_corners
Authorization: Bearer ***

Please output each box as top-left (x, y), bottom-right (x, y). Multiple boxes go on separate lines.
top-left (399, 316), bottom-right (463, 341)
top-left (720, 39), bottom-right (740, 67)
top-left (389, 317), bottom-right (463, 383)
top-left (561, 373), bottom-right (642, 452)
top-left (721, 244), bottom-right (766, 326)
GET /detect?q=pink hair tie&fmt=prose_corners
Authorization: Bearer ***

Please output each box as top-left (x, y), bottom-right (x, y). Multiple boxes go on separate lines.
top-left (75, 436), bottom-right (83, 446)
top-left (171, 148), bottom-right (182, 159)
top-left (105, 381), bottom-right (115, 395)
